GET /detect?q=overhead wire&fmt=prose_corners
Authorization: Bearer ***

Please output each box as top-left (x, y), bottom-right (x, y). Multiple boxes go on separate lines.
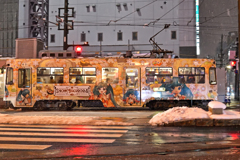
top-left (1, 1), bottom-right (237, 36)
top-left (187, 0), bottom-right (205, 25)
top-left (107, 0), bottom-right (158, 25)
top-left (199, 6), bottom-right (237, 24)
top-left (146, 0), bottom-right (185, 26)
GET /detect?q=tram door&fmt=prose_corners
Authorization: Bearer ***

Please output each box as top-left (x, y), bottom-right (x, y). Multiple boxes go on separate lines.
top-left (123, 68), bottom-right (141, 106)
top-left (16, 68), bottom-right (32, 107)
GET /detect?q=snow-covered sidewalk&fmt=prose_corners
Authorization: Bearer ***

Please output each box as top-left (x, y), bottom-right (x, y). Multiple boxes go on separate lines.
top-left (0, 113), bottom-right (133, 126)
top-left (149, 107), bottom-right (240, 126)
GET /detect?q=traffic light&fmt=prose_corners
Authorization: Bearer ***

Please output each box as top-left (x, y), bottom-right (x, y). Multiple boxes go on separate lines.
top-left (230, 61), bottom-right (236, 70)
top-left (75, 46), bottom-right (82, 56)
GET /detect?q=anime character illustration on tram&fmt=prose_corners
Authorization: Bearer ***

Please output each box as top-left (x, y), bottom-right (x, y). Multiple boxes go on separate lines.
top-left (3, 57), bottom-right (217, 110)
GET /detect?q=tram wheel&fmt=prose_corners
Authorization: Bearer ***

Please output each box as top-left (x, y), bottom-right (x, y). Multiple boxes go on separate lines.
top-left (168, 102), bottom-right (175, 108)
top-left (34, 102), bottom-right (45, 111)
top-left (58, 102), bottom-right (67, 111)
top-left (147, 101), bottom-right (156, 110)
top-left (153, 101), bottom-right (165, 110)
top-left (66, 101), bottom-right (74, 110)
top-left (33, 104), bottom-right (38, 111)
top-left (176, 101), bottom-right (190, 107)
top-left (5, 101), bottom-right (15, 109)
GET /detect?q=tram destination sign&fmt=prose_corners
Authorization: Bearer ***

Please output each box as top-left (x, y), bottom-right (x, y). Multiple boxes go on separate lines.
top-left (54, 86), bottom-right (91, 96)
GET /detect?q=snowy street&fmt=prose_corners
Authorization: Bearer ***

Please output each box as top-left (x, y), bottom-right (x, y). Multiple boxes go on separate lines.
top-left (0, 122), bottom-right (239, 160)
top-left (0, 106), bottom-right (240, 159)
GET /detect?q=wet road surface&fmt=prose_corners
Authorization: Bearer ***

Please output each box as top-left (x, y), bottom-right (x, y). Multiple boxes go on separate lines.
top-left (0, 124), bottom-right (239, 159)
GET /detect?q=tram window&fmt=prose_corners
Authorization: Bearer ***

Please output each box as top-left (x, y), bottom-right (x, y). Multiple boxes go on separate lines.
top-left (146, 67), bottom-right (173, 84)
top-left (42, 53), bottom-right (47, 57)
top-left (179, 67), bottom-right (205, 84)
top-left (37, 67), bottom-right (64, 84)
top-left (58, 53), bottom-right (63, 57)
top-left (196, 68), bottom-right (205, 75)
top-left (50, 53), bottom-right (55, 57)
top-left (6, 67), bottom-right (13, 85)
top-left (70, 68), bottom-right (82, 75)
top-left (37, 68), bottom-right (50, 75)
top-left (83, 68), bottom-right (96, 75)
top-left (146, 68), bottom-right (158, 76)
top-left (209, 68), bottom-right (217, 85)
top-left (51, 68), bottom-right (63, 75)
top-left (18, 69), bottom-right (31, 88)
top-left (146, 67), bottom-right (172, 76)
top-left (67, 53), bottom-right (72, 57)
top-left (102, 68), bottom-right (119, 83)
top-left (146, 76), bottom-right (172, 84)
top-left (159, 68), bottom-right (172, 75)
top-left (69, 67), bottom-right (96, 84)
top-left (0, 72), bottom-right (4, 97)
top-left (197, 76), bottom-right (205, 83)
top-left (126, 68), bottom-right (138, 88)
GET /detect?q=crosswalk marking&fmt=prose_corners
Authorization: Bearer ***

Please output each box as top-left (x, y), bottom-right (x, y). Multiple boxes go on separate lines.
top-left (0, 124), bottom-right (131, 150)
top-left (0, 137), bottom-right (115, 143)
top-left (0, 127), bottom-right (128, 133)
top-left (0, 132), bottom-right (123, 138)
top-left (0, 144), bottom-right (51, 150)
top-left (0, 124), bottom-right (132, 129)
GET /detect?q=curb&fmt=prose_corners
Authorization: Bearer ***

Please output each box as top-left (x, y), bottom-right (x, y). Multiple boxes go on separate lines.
top-left (163, 119), bottom-right (240, 127)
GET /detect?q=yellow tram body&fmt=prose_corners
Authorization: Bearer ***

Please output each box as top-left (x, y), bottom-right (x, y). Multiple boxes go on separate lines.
top-left (4, 57), bottom-right (217, 110)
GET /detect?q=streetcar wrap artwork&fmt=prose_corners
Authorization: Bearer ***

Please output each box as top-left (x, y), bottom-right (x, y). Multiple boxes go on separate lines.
top-left (54, 86), bottom-right (91, 96)
top-left (16, 89), bottom-right (32, 106)
top-left (89, 81), bottom-right (119, 107)
top-left (4, 58), bottom-right (217, 109)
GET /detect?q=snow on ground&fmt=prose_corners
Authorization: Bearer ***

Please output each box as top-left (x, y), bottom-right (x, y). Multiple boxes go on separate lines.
top-left (149, 107), bottom-right (209, 126)
top-left (210, 110), bottom-right (240, 119)
top-left (149, 107), bottom-right (240, 126)
top-left (0, 114), bottom-right (133, 126)
top-left (208, 101), bottom-right (226, 109)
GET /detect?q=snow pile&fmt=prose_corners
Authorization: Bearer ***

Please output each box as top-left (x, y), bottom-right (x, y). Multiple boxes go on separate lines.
top-left (149, 107), bottom-right (210, 126)
top-left (210, 110), bottom-right (240, 119)
top-left (0, 115), bottom-right (133, 126)
top-left (0, 113), bottom-right (7, 117)
top-left (208, 101), bottom-right (226, 109)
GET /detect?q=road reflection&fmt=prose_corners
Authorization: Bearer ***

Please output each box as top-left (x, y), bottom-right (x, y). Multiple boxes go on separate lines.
top-left (61, 144), bottom-right (95, 156)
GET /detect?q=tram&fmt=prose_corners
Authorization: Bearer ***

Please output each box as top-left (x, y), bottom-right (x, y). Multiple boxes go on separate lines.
top-left (3, 57), bottom-right (217, 110)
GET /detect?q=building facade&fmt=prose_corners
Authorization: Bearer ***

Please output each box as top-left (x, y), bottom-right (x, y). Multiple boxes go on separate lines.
top-left (0, 0), bottom-right (19, 57)
top-left (199, 0), bottom-right (238, 60)
top-left (17, 0), bottom-right (196, 57)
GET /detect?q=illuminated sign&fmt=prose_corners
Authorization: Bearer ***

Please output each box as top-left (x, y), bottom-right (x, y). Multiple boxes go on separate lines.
top-left (153, 87), bottom-right (165, 92)
top-left (127, 73), bottom-right (135, 76)
top-left (196, 0), bottom-right (200, 55)
top-left (54, 86), bottom-right (90, 96)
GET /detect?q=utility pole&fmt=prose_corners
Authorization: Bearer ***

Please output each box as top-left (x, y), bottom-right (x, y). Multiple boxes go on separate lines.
top-left (235, 38), bottom-right (239, 100)
top-left (220, 34), bottom-right (223, 68)
top-left (58, 0), bottom-right (88, 51)
top-left (63, 0), bottom-right (69, 50)
top-left (237, 0), bottom-right (240, 100)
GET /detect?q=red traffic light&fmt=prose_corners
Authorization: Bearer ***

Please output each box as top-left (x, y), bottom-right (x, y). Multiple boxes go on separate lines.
top-left (230, 61), bottom-right (236, 67)
top-left (76, 46), bottom-right (82, 52)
